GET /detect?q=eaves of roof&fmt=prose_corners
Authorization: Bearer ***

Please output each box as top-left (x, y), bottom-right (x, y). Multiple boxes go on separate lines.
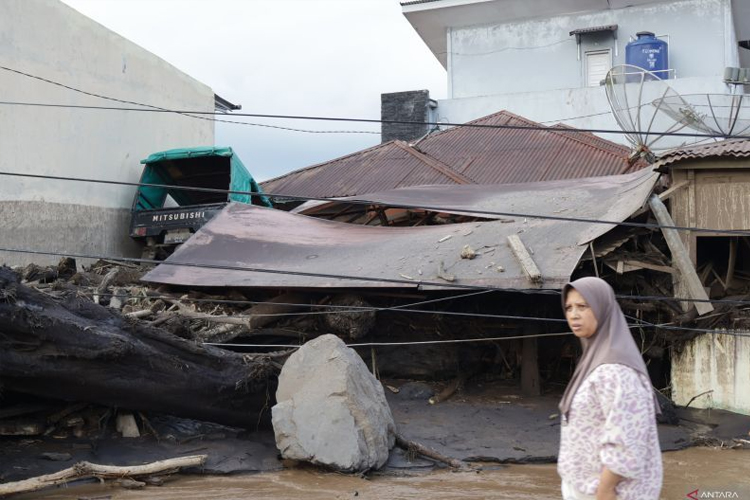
top-left (654, 139), bottom-right (750, 168)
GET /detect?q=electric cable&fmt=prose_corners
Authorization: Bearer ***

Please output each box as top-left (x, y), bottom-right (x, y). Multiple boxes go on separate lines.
top-left (1, 99), bottom-right (746, 140)
top-left (0, 65), bottom-right (748, 139)
top-left (0, 65), bottom-right (378, 135)
top-left (7, 245), bottom-right (750, 307)
top-left (4, 170), bottom-right (750, 237)
top-left (86, 288), bottom-right (750, 309)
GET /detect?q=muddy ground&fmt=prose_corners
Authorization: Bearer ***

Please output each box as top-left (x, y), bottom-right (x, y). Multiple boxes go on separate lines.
top-left (2, 378), bottom-right (748, 486)
top-left (16, 447), bottom-right (750, 500)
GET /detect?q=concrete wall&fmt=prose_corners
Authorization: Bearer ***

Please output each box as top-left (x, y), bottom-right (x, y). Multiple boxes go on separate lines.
top-left (672, 333), bottom-right (750, 414)
top-left (434, 76), bottom-right (730, 151)
top-left (447, 0), bottom-right (736, 98)
top-left (0, 0), bottom-right (215, 266)
top-left (430, 0), bottom-right (745, 150)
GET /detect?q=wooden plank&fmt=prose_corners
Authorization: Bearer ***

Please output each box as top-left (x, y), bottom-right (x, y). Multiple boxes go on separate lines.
top-left (657, 180), bottom-right (690, 201)
top-left (507, 235), bottom-right (542, 283)
top-left (726, 237), bottom-right (738, 290)
top-left (648, 195), bottom-right (714, 316)
top-left (605, 259), bottom-right (676, 274)
top-left (521, 336), bottom-right (541, 396)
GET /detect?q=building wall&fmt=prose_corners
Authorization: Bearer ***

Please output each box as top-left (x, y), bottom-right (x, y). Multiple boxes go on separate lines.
top-left (668, 161), bottom-right (750, 415)
top-left (429, 0), bottom-right (743, 150)
top-left (672, 332), bottom-right (750, 414)
top-left (434, 76), bottom-right (730, 151)
top-left (447, 0), bottom-right (735, 99)
top-left (0, 0), bottom-right (215, 266)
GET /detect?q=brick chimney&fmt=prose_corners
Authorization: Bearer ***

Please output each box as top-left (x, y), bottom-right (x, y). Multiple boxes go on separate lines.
top-left (381, 90), bottom-right (437, 143)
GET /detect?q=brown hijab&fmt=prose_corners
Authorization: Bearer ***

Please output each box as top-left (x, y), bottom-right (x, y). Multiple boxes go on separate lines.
top-left (558, 276), bottom-right (660, 417)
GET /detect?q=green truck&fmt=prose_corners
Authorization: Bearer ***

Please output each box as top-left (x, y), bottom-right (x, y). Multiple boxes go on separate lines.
top-left (130, 146), bottom-right (270, 259)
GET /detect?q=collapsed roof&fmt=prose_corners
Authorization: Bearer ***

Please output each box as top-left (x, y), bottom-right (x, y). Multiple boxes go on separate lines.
top-left (143, 167), bottom-right (659, 291)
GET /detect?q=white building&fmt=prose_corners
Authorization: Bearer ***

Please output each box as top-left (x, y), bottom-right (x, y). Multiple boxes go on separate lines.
top-left (402, 0), bottom-right (750, 144)
top-left (0, 0), bottom-right (218, 266)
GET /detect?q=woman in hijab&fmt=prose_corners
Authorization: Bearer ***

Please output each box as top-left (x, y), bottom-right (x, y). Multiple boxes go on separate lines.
top-left (557, 277), bottom-right (662, 500)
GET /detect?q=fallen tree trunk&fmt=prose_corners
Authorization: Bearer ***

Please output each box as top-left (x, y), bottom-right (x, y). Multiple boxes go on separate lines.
top-left (0, 454), bottom-right (206, 497)
top-left (0, 268), bottom-right (273, 428)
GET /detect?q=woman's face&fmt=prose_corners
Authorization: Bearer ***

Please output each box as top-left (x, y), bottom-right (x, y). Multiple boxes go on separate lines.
top-left (564, 288), bottom-right (598, 339)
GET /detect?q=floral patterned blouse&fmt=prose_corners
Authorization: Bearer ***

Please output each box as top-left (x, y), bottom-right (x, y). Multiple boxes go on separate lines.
top-left (558, 363), bottom-right (663, 500)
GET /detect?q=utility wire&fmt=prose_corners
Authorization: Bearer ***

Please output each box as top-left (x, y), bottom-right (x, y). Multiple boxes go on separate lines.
top-left (87, 288), bottom-right (750, 309)
top-left (5, 170), bottom-right (750, 237)
top-left (0, 99), bottom-right (747, 140)
top-left (0, 65), bottom-right (748, 139)
top-left (0, 65), bottom-right (378, 135)
top-left (206, 331), bottom-right (574, 349)
top-left (6, 245), bottom-right (750, 307)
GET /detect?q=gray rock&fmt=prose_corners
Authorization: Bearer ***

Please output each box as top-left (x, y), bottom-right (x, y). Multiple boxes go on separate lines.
top-left (272, 334), bottom-right (396, 471)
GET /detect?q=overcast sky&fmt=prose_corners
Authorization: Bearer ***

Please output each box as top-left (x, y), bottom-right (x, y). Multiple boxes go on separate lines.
top-left (60, 0), bottom-right (447, 182)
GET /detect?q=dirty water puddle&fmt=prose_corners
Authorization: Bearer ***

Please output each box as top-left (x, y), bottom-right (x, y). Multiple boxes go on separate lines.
top-left (17, 448), bottom-right (750, 500)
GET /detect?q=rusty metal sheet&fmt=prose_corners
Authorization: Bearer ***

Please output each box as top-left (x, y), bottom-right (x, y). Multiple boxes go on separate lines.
top-left (261, 110), bottom-right (642, 199)
top-left (143, 168), bottom-right (660, 291)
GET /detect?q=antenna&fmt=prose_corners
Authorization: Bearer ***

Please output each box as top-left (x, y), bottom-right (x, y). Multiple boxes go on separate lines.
top-left (653, 92), bottom-right (750, 139)
top-left (605, 64), bottom-right (711, 162)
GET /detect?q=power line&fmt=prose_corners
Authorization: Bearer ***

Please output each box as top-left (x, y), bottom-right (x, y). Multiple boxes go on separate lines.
top-left (5, 170), bottom-right (750, 237)
top-left (0, 65), bottom-right (378, 135)
top-left (85, 288), bottom-right (750, 309)
top-left (5, 245), bottom-right (750, 307)
top-left (11, 247), bottom-right (750, 337)
top-left (1, 98), bottom-right (747, 140)
top-left (0, 65), bottom-right (747, 140)
top-left (205, 331), bottom-right (574, 349)
top-left (204, 322), bottom-right (750, 350)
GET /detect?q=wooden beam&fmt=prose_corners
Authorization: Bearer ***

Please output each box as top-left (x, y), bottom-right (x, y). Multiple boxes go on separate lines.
top-left (507, 235), bottom-right (542, 283)
top-left (648, 195), bottom-right (714, 316)
top-left (658, 180), bottom-right (690, 201)
top-left (521, 336), bottom-right (541, 396)
top-left (726, 237), bottom-right (738, 290)
top-left (604, 259), bottom-right (676, 275)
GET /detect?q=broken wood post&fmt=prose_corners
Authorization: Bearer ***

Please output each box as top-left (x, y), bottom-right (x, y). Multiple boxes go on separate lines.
top-left (0, 455), bottom-right (206, 497)
top-left (394, 433), bottom-right (467, 470)
top-left (648, 195), bottom-right (714, 316)
top-left (521, 334), bottom-right (541, 397)
top-left (507, 234), bottom-right (542, 283)
top-left (428, 372), bottom-right (468, 405)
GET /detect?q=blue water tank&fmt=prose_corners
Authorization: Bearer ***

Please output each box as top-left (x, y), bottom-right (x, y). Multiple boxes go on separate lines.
top-left (626, 31), bottom-right (669, 79)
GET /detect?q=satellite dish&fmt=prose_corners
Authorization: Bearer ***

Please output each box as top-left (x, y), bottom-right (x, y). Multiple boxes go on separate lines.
top-left (605, 64), bottom-right (717, 161)
top-left (652, 93), bottom-right (750, 139)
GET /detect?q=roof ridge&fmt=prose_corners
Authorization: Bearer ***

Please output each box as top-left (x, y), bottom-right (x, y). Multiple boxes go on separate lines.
top-left (395, 141), bottom-right (477, 185)
top-left (422, 109), bottom-right (629, 159)
top-left (261, 140), bottom-right (397, 186)
top-left (541, 121), bottom-right (631, 163)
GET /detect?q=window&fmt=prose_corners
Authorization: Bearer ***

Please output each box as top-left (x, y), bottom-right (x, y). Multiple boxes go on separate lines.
top-left (585, 50), bottom-right (611, 87)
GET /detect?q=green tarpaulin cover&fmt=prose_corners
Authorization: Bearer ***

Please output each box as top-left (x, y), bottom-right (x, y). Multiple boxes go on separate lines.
top-left (135, 146), bottom-right (270, 211)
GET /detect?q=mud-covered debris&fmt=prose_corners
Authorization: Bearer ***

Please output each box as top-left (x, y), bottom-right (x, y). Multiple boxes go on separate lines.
top-left (460, 245), bottom-right (477, 260)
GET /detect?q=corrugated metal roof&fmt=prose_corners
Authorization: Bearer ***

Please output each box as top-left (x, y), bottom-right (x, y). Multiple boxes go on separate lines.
top-left (415, 111), bottom-right (639, 185)
top-left (654, 139), bottom-right (750, 168)
top-left (143, 168), bottom-right (660, 291)
top-left (261, 110), bottom-right (640, 199)
top-left (400, 0), bottom-right (441, 6)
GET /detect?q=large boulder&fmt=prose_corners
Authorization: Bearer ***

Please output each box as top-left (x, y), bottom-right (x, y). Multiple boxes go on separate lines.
top-left (272, 334), bottom-right (396, 471)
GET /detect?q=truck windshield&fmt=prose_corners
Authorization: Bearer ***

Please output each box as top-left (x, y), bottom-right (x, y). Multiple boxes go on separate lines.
top-left (134, 156), bottom-right (232, 211)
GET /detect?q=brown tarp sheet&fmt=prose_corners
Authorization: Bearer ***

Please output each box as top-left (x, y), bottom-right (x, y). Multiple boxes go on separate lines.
top-left (143, 168), bottom-right (659, 290)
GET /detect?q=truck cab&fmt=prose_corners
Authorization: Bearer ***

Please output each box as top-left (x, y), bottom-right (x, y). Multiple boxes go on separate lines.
top-left (130, 146), bottom-right (270, 259)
